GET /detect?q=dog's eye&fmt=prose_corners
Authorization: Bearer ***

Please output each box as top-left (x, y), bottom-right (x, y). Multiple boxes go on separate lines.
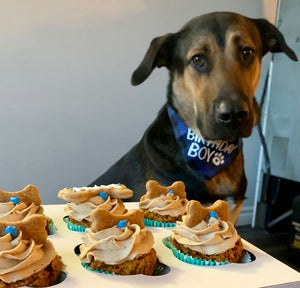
top-left (241, 47), bottom-right (255, 64)
top-left (191, 55), bottom-right (208, 71)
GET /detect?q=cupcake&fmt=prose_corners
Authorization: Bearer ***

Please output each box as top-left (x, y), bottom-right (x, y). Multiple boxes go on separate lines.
top-left (0, 185), bottom-right (56, 234)
top-left (78, 208), bottom-right (157, 275)
top-left (58, 184), bottom-right (133, 231)
top-left (0, 214), bottom-right (64, 287)
top-left (169, 200), bottom-right (243, 265)
top-left (139, 180), bottom-right (188, 227)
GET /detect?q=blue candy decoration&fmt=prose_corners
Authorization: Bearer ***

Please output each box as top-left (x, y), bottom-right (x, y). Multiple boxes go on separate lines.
top-left (117, 220), bottom-right (127, 228)
top-left (9, 196), bottom-right (20, 205)
top-left (167, 190), bottom-right (174, 194)
top-left (5, 226), bottom-right (18, 238)
top-left (99, 191), bottom-right (108, 201)
top-left (209, 211), bottom-right (219, 219)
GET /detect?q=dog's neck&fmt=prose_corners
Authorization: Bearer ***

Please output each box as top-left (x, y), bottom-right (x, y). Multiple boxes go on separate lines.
top-left (167, 105), bottom-right (242, 179)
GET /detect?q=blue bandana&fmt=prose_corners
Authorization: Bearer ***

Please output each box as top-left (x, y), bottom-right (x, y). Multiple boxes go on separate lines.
top-left (167, 106), bottom-right (242, 179)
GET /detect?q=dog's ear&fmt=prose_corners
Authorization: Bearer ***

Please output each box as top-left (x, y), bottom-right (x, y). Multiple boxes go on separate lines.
top-left (131, 33), bottom-right (174, 86)
top-left (252, 19), bottom-right (298, 61)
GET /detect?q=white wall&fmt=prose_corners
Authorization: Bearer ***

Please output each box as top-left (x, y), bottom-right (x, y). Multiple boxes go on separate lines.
top-left (0, 0), bottom-right (266, 207)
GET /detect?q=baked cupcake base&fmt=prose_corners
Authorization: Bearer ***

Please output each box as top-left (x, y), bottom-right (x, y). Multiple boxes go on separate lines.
top-left (82, 248), bottom-right (157, 275)
top-left (0, 255), bottom-right (64, 288)
top-left (171, 237), bottom-right (244, 263)
top-left (63, 216), bottom-right (89, 232)
top-left (163, 236), bottom-right (244, 266)
top-left (68, 217), bottom-right (90, 227)
top-left (143, 210), bottom-right (183, 223)
top-left (142, 210), bottom-right (183, 227)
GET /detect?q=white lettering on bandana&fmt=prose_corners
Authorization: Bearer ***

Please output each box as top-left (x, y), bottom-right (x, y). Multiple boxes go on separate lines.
top-left (167, 106), bottom-right (242, 179)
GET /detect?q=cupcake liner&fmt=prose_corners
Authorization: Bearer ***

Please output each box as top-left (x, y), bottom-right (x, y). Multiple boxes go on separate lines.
top-left (63, 216), bottom-right (87, 232)
top-left (54, 271), bottom-right (67, 285)
top-left (46, 216), bottom-right (57, 235)
top-left (80, 261), bottom-right (170, 276)
top-left (143, 218), bottom-right (176, 228)
top-left (162, 236), bottom-right (230, 266)
top-left (74, 244), bottom-right (170, 276)
top-left (239, 249), bottom-right (256, 263)
top-left (81, 262), bottom-right (116, 275)
top-left (73, 245), bottom-right (115, 275)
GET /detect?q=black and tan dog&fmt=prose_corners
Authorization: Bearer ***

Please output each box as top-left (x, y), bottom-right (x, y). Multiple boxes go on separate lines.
top-left (91, 12), bottom-right (297, 223)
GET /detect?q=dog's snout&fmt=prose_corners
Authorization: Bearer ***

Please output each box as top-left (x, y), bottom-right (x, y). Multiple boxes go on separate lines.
top-left (215, 100), bottom-right (249, 124)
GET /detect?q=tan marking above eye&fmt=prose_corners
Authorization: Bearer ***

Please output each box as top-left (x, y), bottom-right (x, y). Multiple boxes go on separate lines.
top-left (186, 35), bottom-right (218, 61)
top-left (187, 48), bottom-right (208, 61)
top-left (226, 28), bottom-right (256, 49)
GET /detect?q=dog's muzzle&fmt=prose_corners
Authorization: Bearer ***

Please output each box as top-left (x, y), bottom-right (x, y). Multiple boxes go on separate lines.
top-left (200, 97), bottom-right (254, 141)
top-left (214, 98), bottom-right (249, 125)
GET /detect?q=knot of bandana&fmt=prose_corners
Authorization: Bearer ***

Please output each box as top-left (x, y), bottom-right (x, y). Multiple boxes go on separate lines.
top-left (167, 106), bottom-right (242, 179)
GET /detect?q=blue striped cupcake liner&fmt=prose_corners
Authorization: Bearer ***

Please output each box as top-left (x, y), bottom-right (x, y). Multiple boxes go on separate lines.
top-left (80, 257), bottom-right (171, 276)
top-left (63, 216), bottom-right (87, 232)
top-left (46, 216), bottom-right (57, 235)
top-left (143, 218), bottom-right (176, 228)
top-left (74, 244), bottom-right (170, 276)
top-left (81, 262), bottom-right (116, 275)
top-left (73, 245), bottom-right (114, 275)
top-left (162, 236), bottom-right (230, 266)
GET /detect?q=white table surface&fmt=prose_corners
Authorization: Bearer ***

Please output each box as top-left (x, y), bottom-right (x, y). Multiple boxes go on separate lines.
top-left (44, 203), bottom-right (300, 288)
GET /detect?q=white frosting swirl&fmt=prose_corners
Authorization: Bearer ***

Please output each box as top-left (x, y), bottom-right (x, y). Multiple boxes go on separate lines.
top-left (172, 216), bottom-right (240, 255)
top-left (79, 224), bottom-right (154, 265)
top-left (139, 194), bottom-right (188, 217)
top-left (72, 184), bottom-right (121, 192)
top-left (0, 231), bottom-right (56, 283)
top-left (0, 202), bottom-right (43, 222)
top-left (65, 196), bottom-right (126, 222)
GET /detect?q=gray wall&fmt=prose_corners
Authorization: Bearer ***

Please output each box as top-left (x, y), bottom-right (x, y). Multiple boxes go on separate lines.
top-left (0, 0), bottom-right (266, 207)
top-left (265, 0), bottom-right (300, 182)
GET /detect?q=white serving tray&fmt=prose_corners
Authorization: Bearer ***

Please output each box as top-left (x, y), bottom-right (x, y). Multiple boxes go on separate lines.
top-left (44, 203), bottom-right (300, 288)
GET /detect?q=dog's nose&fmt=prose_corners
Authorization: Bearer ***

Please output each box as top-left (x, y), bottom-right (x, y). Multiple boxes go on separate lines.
top-left (215, 100), bottom-right (249, 124)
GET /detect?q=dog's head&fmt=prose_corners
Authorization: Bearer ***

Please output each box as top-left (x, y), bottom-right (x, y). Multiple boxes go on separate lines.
top-left (131, 12), bottom-right (297, 141)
